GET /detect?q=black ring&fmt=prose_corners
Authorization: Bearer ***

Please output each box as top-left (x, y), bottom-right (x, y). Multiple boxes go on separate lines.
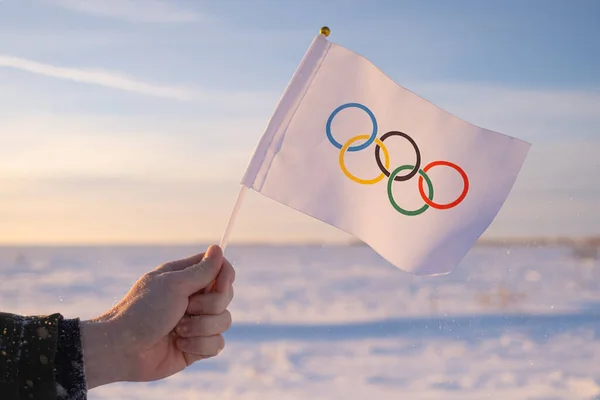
top-left (374, 131), bottom-right (421, 181)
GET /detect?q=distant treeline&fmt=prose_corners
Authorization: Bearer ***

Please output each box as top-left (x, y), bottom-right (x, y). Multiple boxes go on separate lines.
top-left (346, 236), bottom-right (600, 249)
top-left (475, 236), bottom-right (600, 248)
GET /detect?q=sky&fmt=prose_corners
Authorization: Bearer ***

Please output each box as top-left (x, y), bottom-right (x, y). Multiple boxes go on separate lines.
top-left (0, 0), bottom-right (599, 245)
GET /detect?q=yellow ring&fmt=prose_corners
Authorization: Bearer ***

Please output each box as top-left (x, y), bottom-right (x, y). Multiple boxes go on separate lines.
top-left (339, 135), bottom-right (390, 185)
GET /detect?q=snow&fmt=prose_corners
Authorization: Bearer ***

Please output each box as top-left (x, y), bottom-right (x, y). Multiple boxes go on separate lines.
top-left (1, 244), bottom-right (599, 399)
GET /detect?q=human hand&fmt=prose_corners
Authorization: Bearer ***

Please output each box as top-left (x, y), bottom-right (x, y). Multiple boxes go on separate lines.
top-left (80, 245), bottom-right (235, 389)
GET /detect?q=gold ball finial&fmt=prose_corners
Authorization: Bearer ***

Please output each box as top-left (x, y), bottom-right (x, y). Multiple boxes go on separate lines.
top-left (319, 26), bottom-right (330, 37)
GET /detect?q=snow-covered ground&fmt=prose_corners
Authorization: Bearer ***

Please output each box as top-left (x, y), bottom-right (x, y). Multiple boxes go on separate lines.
top-left (1, 244), bottom-right (599, 399)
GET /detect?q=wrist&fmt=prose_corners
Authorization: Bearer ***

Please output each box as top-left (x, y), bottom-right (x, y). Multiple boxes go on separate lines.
top-left (80, 319), bottom-right (129, 389)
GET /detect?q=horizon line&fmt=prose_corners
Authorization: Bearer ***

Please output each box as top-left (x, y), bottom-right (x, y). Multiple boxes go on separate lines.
top-left (1, 235), bottom-right (599, 248)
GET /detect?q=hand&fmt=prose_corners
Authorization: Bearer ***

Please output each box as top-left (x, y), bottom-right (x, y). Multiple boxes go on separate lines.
top-left (80, 245), bottom-right (235, 389)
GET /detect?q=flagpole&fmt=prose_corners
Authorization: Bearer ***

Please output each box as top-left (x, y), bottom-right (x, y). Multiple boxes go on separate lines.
top-left (219, 185), bottom-right (248, 252)
top-left (202, 184), bottom-right (247, 293)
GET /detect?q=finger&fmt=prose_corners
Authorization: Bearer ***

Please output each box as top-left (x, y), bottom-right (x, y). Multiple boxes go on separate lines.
top-left (205, 257), bottom-right (235, 294)
top-left (171, 245), bottom-right (223, 295)
top-left (153, 251), bottom-right (206, 274)
top-left (177, 335), bottom-right (225, 364)
top-left (187, 286), bottom-right (234, 315)
top-left (215, 258), bottom-right (236, 293)
top-left (176, 310), bottom-right (232, 338)
top-left (205, 257), bottom-right (235, 295)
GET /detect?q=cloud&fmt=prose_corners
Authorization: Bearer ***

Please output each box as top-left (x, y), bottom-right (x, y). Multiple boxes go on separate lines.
top-left (403, 81), bottom-right (600, 140)
top-left (0, 113), bottom-right (262, 182)
top-left (46, 0), bottom-right (202, 23)
top-left (0, 55), bottom-right (197, 100)
top-left (0, 176), bottom-right (346, 245)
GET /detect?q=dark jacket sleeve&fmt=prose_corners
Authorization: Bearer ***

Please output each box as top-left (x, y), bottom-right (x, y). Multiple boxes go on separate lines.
top-left (0, 312), bottom-right (87, 400)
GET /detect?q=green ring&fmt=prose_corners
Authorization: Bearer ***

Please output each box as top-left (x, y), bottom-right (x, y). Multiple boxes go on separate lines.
top-left (387, 165), bottom-right (434, 216)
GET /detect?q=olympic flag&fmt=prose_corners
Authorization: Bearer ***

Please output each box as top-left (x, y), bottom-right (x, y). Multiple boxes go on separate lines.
top-left (229, 31), bottom-right (531, 275)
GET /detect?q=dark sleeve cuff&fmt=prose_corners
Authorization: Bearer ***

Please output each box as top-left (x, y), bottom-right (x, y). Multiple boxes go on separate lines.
top-left (0, 312), bottom-right (88, 400)
top-left (1, 312), bottom-right (63, 399)
top-left (56, 318), bottom-right (87, 400)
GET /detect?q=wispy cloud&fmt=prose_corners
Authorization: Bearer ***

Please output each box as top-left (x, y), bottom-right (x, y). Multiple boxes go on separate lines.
top-left (406, 81), bottom-right (600, 140)
top-left (0, 113), bottom-right (262, 182)
top-left (0, 55), bottom-right (196, 100)
top-left (46, 0), bottom-right (202, 23)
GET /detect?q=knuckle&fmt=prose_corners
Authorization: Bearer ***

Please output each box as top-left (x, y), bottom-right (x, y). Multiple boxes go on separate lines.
top-left (136, 272), bottom-right (157, 289)
top-left (159, 261), bottom-right (175, 273)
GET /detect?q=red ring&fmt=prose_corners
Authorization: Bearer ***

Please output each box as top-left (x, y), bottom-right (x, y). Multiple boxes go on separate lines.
top-left (418, 161), bottom-right (469, 210)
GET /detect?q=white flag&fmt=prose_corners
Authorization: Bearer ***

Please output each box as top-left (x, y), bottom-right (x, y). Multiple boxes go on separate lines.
top-left (240, 33), bottom-right (531, 275)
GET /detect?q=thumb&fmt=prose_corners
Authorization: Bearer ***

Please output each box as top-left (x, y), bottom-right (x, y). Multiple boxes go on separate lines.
top-left (174, 245), bottom-right (223, 295)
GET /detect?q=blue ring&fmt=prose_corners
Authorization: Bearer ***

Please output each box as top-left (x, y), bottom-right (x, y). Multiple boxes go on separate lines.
top-left (325, 103), bottom-right (378, 152)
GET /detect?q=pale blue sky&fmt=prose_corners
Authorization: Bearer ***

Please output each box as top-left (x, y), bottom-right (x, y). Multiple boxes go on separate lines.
top-left (0, 0), bottom-right (598, 244)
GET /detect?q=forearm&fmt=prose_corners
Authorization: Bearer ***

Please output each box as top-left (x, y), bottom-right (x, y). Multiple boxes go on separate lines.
top-left (80, 319), bottom-right (129, 389)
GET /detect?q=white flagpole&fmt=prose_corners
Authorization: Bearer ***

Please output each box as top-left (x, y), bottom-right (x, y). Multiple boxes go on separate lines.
top-left (204, 184), bottom-right (247, 293)
top-left (219, 185), bottom-right (248, 252)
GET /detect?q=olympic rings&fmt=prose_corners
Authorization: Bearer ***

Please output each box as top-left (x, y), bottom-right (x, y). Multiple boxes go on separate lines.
top-left (388, 165), bottom-right (433, 216)
top-left (418, 161), bottom-right (469, 210)
top-left (340, 135), bottom-right (390, 184)
top-left (326, 103), bottom-right (378, 151)
top-left (325, 102), bottom-right (470, 216)
top-left (375, 131), bottom-right (421, 181)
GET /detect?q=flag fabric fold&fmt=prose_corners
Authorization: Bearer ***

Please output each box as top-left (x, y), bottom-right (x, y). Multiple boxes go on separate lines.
top-left (241, 34), bottom-right (531, 275)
